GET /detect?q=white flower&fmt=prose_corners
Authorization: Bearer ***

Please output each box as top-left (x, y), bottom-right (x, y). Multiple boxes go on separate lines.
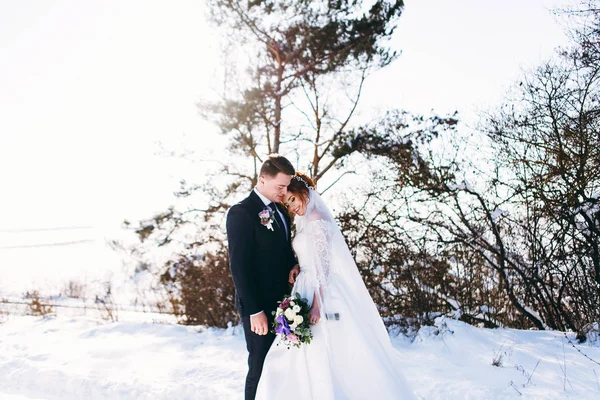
top-left (266, 222), bottom-right (274, 231)
top-left (289, 322), bottom-right (298, 331)
top-left (294, 315), bottom-right (304, 324)
top-left (290, 301), bottom-right (296, 306)
top-left (293, 305), bottom-right (301, 313)
top-left (276, 308), bottom-right (284, 316)
top-left (284, 308), bottom-right (297, 321)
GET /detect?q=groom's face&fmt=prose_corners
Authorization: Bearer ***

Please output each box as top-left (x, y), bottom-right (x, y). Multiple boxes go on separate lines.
top-left (259, 172), bottom-right (293, 203)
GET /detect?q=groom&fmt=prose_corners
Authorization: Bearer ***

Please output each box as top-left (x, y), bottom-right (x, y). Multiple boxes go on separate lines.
top-left (226, 154), bottom-right (300, 400)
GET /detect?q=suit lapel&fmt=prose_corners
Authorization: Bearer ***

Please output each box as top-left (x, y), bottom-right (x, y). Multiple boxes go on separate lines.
top-left (247, 190), bottom-right (267, 215)
top-left (247, 191), bottom-right (289, 244)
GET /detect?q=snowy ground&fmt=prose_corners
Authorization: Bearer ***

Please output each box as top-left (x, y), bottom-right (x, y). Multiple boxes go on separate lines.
top-left (1, 315), bottom-right (599, 400)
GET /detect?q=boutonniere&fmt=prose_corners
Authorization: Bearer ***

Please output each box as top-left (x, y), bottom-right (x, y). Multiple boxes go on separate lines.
top-left (259, 207), bottom-right (275, 231)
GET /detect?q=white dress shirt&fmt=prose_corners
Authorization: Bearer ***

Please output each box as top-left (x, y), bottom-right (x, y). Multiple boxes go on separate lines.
top-left (253, 187), bottom-right (288, 237)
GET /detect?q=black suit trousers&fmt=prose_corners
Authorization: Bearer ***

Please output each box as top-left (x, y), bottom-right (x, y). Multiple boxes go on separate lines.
top-left (242, 314), bottom-right (276, 400)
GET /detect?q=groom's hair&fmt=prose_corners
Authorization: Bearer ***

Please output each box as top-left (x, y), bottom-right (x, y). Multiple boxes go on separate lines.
top-left (260, 154), bottom-right (295, 178)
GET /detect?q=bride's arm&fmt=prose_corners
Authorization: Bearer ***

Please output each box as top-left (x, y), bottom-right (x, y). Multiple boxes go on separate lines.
top-left (309, 289), bottom-right (324, 324)
top-left (310, 219), bottom-right (332, 289)
top-left (308, 218), bottom-right (332, 324)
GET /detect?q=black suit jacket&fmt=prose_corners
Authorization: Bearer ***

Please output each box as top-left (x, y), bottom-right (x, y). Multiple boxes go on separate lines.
top-left (226, 190), bottom-right (297, 317)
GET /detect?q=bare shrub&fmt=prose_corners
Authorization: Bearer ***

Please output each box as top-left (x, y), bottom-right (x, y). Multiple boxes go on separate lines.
top-left (492, 352), bottom-right (504, 367)
top-left (492, 343), bottom-right (513, 368)
top-left (95, 282), bottom-right (118, 322)
top-left (577, 322), bottom-right (600, 344)
top-left (160, 243), bottom-right (238, 328)
top-left (24, 291), bottom-right (54, 317)
top-left (0, 298), bottom-right (8, 324)
top-left (61, 280), bottom-right (86, 299)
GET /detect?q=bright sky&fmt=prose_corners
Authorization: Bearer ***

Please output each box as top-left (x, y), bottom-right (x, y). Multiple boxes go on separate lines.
top-left (0, 0), bottom-right (569, 294)
top-left (365, 0), bottom-right (569, 117)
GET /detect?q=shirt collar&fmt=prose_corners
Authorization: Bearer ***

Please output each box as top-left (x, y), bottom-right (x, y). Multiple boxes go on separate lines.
top-left (253, 187), bottom-right (272, 207)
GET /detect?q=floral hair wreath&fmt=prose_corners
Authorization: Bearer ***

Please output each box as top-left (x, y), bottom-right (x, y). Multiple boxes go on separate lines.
top-left (293, 174), bottom-right (312, 189)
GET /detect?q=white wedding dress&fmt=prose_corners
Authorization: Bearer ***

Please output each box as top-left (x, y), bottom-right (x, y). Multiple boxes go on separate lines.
top-left (255, 189), bottom-right (416, 400)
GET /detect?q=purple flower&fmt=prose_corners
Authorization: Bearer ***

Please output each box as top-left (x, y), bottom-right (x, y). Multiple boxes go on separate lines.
top-left (274, 315), bottom-right (290, 336)
top-left (258, 209), bottom-right (271, 219)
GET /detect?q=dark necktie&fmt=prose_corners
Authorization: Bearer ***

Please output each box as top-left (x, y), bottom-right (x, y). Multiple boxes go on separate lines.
top-left (268, 202), bottom-right (287, 241)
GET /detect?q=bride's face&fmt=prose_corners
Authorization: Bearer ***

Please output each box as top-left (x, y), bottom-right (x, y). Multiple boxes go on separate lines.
top-left (283, 191), bottom-right (306, 216)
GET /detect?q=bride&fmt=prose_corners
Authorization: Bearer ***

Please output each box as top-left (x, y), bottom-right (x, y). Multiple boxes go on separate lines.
top-left (255, 172), bottom-right (416, 400)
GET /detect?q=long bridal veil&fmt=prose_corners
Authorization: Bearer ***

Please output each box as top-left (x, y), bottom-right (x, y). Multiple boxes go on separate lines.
top-left (289, 188), bottom-right (416, 399)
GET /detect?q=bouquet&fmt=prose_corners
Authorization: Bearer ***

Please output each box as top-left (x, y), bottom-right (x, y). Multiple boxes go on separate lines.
top-left (271, 293), bottom-right (313, 348)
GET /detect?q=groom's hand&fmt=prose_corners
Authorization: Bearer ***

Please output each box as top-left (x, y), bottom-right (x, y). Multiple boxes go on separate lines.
top-left (250, 311), bottom-right (269, 336)
top-left (288, 264), bottom-right (300, 284)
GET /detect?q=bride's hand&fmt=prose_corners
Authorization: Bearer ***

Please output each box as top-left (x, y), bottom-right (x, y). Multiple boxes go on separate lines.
top-left (308, 305), bottom-right (320, 325)
top-left (288, 264), bottom-right (300, 284)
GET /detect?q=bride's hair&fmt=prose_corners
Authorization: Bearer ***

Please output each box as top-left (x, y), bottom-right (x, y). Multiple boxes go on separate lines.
top-left (287, 172), bottom-right (316, 204)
